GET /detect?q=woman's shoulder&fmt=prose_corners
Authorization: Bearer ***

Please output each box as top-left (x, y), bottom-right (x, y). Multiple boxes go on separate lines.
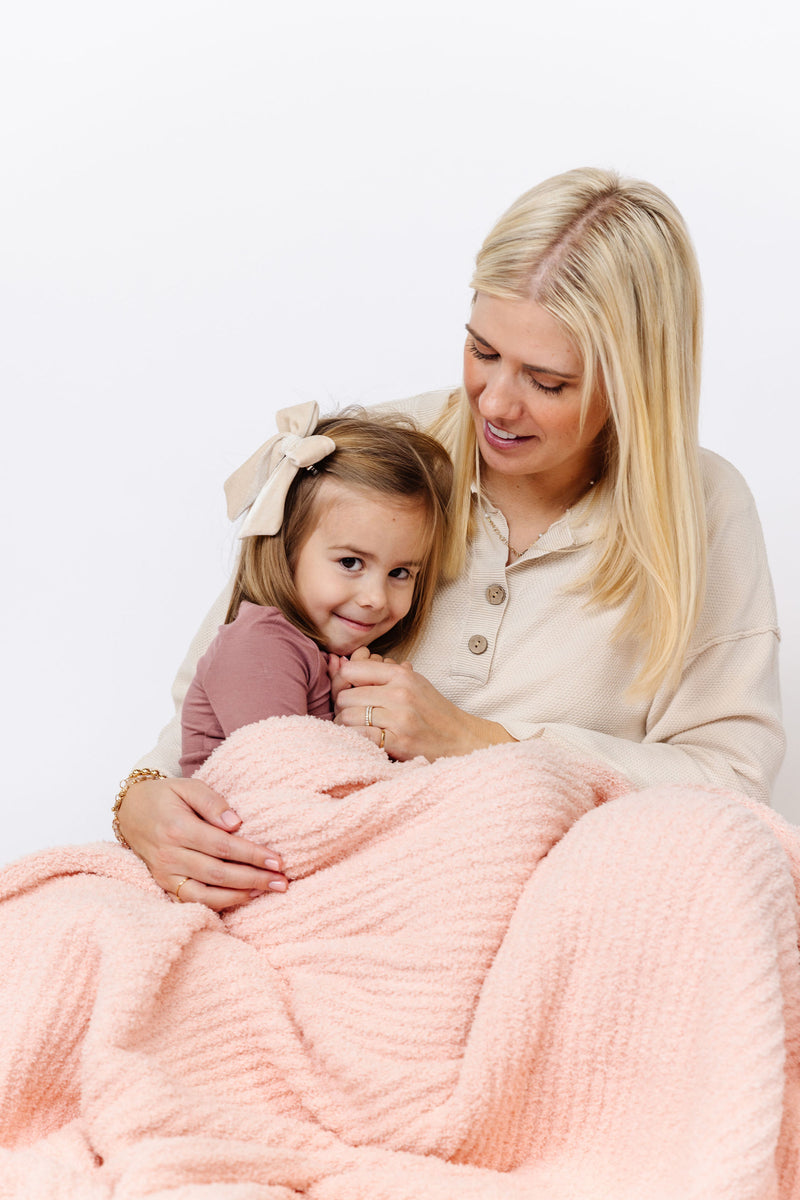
top-left (368, 387), bottom-right (457, 428)
top-left (699, 448), bottom-right (764, 531)
top-left (700, 447), bottom-right (755, 497)
top-left (693, 449), bottom-right (777, 646)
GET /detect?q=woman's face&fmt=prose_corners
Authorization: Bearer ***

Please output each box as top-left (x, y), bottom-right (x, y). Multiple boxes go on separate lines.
top-left (463, 292), bottom-right (608, 492)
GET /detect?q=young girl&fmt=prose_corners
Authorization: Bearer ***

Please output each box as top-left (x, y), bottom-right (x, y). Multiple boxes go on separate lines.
top-left (179, 402), bottom-right (452, 775)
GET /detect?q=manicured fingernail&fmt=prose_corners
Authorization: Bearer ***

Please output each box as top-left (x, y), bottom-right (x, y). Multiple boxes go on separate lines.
top-left (268, 879), bottom-right (287, 892)
top-left (221, 810), bottom-right (239, 828)
top-left (249, 890), bottom-right (263, 899)
top-left (264, 858), bottom-right (281, 870)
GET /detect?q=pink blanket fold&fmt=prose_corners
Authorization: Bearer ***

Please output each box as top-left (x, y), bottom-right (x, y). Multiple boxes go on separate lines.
top-left (0, 716), bottom-right (798, 1199)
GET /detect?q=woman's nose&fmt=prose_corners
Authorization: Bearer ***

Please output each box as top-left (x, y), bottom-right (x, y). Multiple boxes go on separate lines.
top-left (478, 368), bottom-right (524, 422)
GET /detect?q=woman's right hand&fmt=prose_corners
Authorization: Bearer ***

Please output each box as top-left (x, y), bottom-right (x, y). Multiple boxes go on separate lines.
top-left (116, 776), bottom-right (288, 911)
top-left (334, 658), bottom-right (514, 761)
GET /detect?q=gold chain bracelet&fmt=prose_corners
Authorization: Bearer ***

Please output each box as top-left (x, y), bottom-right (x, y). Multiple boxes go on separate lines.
top-left (112, 767), bottom-right (166, 849)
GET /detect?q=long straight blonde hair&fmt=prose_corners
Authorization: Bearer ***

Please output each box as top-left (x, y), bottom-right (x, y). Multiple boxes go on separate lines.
top-left (430, 168), bottom-right (706, 696)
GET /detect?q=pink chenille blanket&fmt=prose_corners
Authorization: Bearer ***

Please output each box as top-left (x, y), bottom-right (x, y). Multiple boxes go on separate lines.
top-left (1, 717), bottom-right (799, 1199)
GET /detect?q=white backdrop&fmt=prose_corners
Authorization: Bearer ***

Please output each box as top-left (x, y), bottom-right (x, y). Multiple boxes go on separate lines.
top-left (1, 0), bottom-right (798, 864)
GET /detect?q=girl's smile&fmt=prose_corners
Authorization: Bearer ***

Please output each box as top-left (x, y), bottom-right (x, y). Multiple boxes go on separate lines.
top-left (291, 480), bottom-right (426, 656)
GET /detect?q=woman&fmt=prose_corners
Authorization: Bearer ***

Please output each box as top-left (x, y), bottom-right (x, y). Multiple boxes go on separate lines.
top-left (117, 167), bottom-right (784, 911)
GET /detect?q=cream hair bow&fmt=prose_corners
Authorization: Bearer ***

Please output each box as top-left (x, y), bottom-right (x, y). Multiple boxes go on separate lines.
top-left (224, 401), bottom-right (336, 538)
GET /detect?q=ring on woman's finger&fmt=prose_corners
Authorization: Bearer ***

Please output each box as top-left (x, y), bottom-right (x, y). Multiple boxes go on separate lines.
top-left (365, 704), bottom-right (374, 727)
top-left (175, 876), bottom-right (191, 903)
top-left (378, 727), bottom-right (386, 751)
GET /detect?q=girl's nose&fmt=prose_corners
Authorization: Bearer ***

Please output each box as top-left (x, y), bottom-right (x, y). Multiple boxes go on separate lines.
top-left (356, 577), bottom-right (387, 611)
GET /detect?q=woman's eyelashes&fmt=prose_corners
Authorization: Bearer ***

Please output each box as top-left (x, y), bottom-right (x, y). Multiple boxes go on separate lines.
top-left (466, 339), bottom-right (498, 363)
top-left (338, 557), bottom-right (363, 572)
top-left (466, 338), bottom-right (566, 396)
top-left (527, 377), bottom-right (566, 396)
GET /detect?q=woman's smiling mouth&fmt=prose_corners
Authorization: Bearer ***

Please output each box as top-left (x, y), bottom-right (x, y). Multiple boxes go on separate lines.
top-left (484, 420), bottom-right (534, 447)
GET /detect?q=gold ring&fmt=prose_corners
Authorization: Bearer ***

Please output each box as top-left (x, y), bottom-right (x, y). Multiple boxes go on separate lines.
top-left (365, 705), bottom-right (374, 727)
top-left (378, 728), bottom-right (386, 751)
top-left (175, 877), bottom-right (190, 903)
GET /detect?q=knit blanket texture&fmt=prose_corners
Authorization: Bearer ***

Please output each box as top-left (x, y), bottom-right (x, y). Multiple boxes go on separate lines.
top-left (1, 716), bottom-right (799, 1199)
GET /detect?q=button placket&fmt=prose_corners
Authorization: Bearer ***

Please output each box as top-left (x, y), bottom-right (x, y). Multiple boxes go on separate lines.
top-left (449, 516), bottom-right (509, 680)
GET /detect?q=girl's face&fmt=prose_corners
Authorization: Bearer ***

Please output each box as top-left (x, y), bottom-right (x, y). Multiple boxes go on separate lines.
top-left (463, 292), bottom-right (608, 493)
top-left (292, 480), bottom-right (426, 656)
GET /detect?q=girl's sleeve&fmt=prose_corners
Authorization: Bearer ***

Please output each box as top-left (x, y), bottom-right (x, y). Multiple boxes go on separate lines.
top-left (197, 608), bottom-right (331, 738)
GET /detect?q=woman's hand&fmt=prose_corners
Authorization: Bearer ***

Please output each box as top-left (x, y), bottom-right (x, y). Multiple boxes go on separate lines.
top-left (334, 658), bottom-right (515, 761)
top-left (116, 776), bottom-right (288, 911)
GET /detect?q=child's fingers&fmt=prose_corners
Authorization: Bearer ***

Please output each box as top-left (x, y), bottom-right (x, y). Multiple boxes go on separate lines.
top-left (349, 646), bottom-right (373, 662)
top-left (327, 653), bottom-right (343, 678)
top-left (337, 658), bottom-right (407, 687)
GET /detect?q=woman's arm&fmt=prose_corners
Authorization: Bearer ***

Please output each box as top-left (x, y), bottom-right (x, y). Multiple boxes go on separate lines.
top-left (333, 627), bottom-right (783, 802)
top-left (118, 582), bottom-right (291, 909)
top-left (334, 657), bottom-right (516, 760)
top-left (334, 452), bottom-right (785, 804)
top-left (116, 774), bottom-right (288, 908)
top-left (528, 627), bottom-right (784, 803)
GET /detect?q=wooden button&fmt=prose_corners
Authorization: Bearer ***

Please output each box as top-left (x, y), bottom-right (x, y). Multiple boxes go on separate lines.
top-left (486, 584), bottom-right (506, 605)
top-left (468, 634), bottom-right (488, 655)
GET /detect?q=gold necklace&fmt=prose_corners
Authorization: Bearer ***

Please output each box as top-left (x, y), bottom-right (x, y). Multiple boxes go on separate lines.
top-left (482, 479), bottom-right (596, 561)
top-left (483, 511), bottom-right (529, 560)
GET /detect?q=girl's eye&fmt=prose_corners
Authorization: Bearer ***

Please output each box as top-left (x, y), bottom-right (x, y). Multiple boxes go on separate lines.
top-left (339, 557), bottom-right (363, 571)
top-left (388, 567), bottom-right (412, 581)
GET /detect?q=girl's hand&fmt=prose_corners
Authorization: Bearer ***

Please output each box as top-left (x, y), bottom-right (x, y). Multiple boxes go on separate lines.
top-left (333, 658), bottom-right (514, 761)
top-left (328, 645), bottom-right (387, 706)
top-left (116, 775), bottom-right (289, 911)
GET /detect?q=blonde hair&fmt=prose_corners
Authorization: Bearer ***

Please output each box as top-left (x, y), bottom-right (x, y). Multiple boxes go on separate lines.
top-left (226, 412), bottom-right (452, 657)
top-left (430, 167), bottom-right (705, 696)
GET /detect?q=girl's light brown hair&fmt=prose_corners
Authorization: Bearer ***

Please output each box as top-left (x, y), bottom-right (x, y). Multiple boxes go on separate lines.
top-left (225, 411), bottom-right (452, 657)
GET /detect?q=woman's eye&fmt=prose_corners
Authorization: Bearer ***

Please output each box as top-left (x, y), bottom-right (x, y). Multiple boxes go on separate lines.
top-left (467, 339), bottom-right (497, 362)
top-left (467, 332), bottom-right (566, 394)
top-left (339, 557), bottom-right (363, 571)
top-left (389, 567), bottom-right (412, 581)
top-left (527, 375), bottom-right (566, 396)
